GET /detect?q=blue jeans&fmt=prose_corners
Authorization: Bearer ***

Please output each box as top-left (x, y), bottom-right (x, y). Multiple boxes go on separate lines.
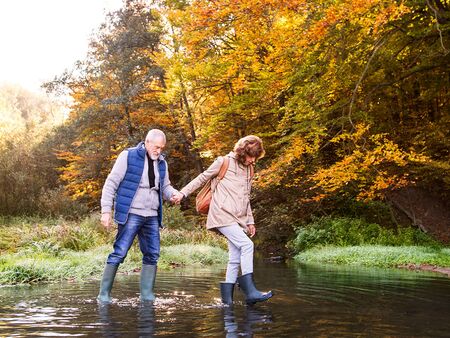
top-left (107, 214), bottom-right (160, 266)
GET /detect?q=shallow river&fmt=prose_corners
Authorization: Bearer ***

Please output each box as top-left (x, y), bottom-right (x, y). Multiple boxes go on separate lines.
top-left (1, 262), bottom-right (449, 337)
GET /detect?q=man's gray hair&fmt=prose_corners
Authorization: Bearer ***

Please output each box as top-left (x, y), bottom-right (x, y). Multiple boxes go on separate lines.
top-left (145, 129), bottom-right (166, 143)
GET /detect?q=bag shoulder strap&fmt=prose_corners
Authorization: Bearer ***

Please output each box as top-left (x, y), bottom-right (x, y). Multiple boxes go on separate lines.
top-left (217, 156), bottom-right (230, 180)
top-left (249, 164), bottom-right (254, 179)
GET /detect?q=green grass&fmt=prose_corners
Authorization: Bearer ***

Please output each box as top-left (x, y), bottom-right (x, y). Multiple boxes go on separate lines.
top-left (0, 244), bottom-right (228, 285)
top-left (161, 244), bottom-right (228, 266)
top-left (288, 216), bottom-right (441, 253)
top-left (160, 228), bottom-right (226, 248)
top-left (0, 210), bottom-right (227, 253)
top-left (289, 216), bottom-right (450, 270)
top-left (0, 247), bottom-right (108, 284)
top-left (0, 214), bottom-right (112, 252)
top-left (295, 245), bottom-right (450, 268)
top-left (0, 211), bottom-right (228, 285)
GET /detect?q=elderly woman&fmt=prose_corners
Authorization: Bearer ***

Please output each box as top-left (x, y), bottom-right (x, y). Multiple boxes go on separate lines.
top-left (173, 135), bottom-right (273, 305)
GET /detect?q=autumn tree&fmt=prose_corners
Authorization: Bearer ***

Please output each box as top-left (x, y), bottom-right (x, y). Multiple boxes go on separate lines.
top-left (9, 0), bottom-right (446, 240)
top-left (152, 0), bottom-right (449, 247)
top-left (0, 85), bottom-right (69, 215)
top-left (44, 0), bottom-right (184, 206)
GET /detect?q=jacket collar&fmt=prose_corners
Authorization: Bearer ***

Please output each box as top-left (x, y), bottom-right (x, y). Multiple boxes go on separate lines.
top-left (228, 151), bottom-right (254, 170)
top-left (228, 151), bottom-right (247, 170)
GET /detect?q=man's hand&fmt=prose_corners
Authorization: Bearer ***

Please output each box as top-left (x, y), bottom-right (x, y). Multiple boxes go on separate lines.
top-left (247, 224), bottom-right (256, 237)
top-left (101, 212), bottom-right (112, 229)
top-left (170, 191), bottom-right (184, 204)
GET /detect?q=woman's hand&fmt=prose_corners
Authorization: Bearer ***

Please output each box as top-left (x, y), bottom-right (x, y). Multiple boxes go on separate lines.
top-left (247, 224), bottom-right (256, 237)
top-left (170, 191), bottom-right (184, 204)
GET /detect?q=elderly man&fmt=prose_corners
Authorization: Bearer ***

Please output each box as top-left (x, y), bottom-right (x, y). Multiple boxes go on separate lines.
top-left (98, 129), bottom-right (183, 303)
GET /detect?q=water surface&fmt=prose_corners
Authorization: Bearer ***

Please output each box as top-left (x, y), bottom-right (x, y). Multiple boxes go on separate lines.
top-left (1, 262), bottom-right (449, 337)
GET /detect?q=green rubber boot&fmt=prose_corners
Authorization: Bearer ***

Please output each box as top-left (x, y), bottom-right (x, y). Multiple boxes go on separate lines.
top-left (237, 273), bottom-right (273, 305)
top-left (97, 264), bottom-right (118, 303)
top-left (220, 282), bottom-right (235, 305)
top-left (140, 264), bottom-right (157, 302)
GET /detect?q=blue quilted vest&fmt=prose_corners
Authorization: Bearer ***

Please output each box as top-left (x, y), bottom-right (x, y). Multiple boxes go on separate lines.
top-left (114, 141), bottom-right (166, 227)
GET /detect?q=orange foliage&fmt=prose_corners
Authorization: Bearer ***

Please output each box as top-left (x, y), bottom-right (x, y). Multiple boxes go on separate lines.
top-left (308, 125), bottom-right (429, 202)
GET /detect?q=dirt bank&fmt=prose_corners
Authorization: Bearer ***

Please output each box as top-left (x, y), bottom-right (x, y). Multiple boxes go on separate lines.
top-left (398, 263), bottom-right (450, 277)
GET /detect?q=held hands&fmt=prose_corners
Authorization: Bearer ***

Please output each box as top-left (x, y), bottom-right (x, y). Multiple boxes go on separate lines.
top-left (247, 224), bottom-right (256, 237)
top-left (101, 212), bottom-right (112, 229)
top-left (170, 191), bottom-right (184, 204)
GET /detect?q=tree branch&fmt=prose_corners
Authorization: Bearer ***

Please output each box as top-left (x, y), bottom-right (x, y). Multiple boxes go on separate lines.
top-left (348, 35), bottom-right (389, 130)
top-left (426, 0), bottom-right (449, 54)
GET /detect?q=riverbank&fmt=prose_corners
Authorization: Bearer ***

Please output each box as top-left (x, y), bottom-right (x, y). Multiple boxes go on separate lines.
top-left (289, 216), bottom-right (450, 276)
top-left (294, 245), bottom-right (450, 276)
top-left (0, 214), bottom-right (227, 285)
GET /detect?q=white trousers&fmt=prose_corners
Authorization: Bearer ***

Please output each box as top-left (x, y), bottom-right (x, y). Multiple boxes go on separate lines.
top-left (218, 224), bottom-right (254, 283)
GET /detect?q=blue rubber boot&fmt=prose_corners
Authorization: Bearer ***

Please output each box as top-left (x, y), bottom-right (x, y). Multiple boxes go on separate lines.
top-left (97, 264), bottom-right (118, 303)
top-left (140, 264), bottom-right (157, 302)
top-left (237, 273), bottom-right (273, 305)
top-left (220, 282), bottom-right (235, 305)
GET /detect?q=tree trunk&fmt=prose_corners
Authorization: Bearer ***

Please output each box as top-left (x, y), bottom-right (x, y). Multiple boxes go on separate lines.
top-left (179, 81), bottom-right (204, 173)
top-left (124, 104), bottom-right (134, 142)
top-left (161, 72), bottom-right (204, 173)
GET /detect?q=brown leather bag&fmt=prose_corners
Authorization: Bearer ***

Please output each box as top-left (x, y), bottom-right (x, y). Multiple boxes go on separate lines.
top-left (195, 157), bottom-right (230, 214)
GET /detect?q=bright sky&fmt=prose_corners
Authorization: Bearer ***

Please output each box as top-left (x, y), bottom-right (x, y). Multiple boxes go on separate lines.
top-left (0, 0), bottom-right (124, 93)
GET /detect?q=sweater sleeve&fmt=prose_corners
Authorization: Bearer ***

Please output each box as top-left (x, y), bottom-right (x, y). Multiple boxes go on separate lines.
top-left (100, 151), bottom-right (128, 214)
top-left (180, 156), bottom-right (224, 197)
top-left (161, 162), bottom-right (179, 201)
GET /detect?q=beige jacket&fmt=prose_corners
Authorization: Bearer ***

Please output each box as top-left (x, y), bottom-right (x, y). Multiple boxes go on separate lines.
top-left (180, 152), bottom-right (255, 230)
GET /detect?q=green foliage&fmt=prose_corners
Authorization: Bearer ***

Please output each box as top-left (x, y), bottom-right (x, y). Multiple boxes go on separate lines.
top-left (0, 214), bottom-right (226, 254)
top-left (0, 242), bottom-right (227, 285)
top-left (57, 217), bottom-right (105, 251)
top-left (160, 244), bottom-right (227, 266)
top-left (288, 216), bottom-right (441, 253)
top-left (0, 264), bottom-right (48, 284)
top-left (0, 215), bottom-right (112, 253)
top-left (251, 189), bottom-right (301, 254)
top-left (332, 199), bottom-right (398, 228)
top-left (0, 247), bottom-right (109, 285)
top-left (0, 216), bottom-right (227, 285)
top-left (36, 186), bottom-right (89, 219)
top-left (24, 240), bottom-right (63, 257)
top-left (162, 205), bottom-right (197, 230)
top-left (161, 228), bottom-right (226, 249)
top-left (295, 245), bottom-right (450, 268)
top-left (161, 205), bottom-right (226, 248)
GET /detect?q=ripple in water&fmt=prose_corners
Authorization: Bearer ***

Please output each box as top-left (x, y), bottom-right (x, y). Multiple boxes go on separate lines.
top-left (0, 264), bottom-right (449, 337)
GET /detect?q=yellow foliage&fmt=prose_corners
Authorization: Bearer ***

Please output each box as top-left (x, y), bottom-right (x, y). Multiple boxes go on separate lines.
top-left (255, 135), bottom-right (319, 188)
top-left (309, 127), bottom-right (429, 201)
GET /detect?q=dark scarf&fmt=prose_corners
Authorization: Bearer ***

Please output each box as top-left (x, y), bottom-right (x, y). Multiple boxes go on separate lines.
top-left (146, 153), bottom-right (156, 189)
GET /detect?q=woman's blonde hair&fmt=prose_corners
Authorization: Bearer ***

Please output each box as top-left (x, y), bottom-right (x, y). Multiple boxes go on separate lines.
top-left (233, 135), bottom-right (265, 164)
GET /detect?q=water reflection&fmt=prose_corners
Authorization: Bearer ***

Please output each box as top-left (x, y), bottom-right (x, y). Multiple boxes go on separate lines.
top-left (98, 304), bottom-right (122, 337)
top-left (138, 303), bottom-right (156, 336)
top-left (222, 305), bottom-right (273, 337)
top-left (98, 302), bottom-right (156, 337)
top-left (0, 264), bottom-right (449, 337)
